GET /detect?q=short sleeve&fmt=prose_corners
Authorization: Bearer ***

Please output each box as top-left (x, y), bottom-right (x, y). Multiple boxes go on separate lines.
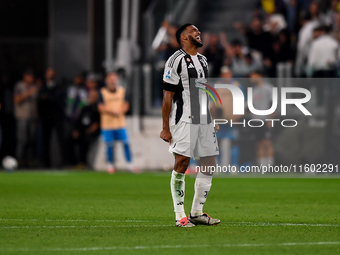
top-left (163, 55), bottom-right (183, 92)
top-left (163, 64), bottom-right (180, 85)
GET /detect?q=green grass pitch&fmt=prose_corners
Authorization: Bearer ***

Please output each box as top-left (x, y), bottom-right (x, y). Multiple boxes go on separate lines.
top-left (0, 171), bottom-right (339, 255)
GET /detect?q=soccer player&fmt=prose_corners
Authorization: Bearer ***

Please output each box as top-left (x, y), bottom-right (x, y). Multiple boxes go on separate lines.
top-left (98, 72), bottom-right (137, 174)
top-left (160, 24), bottom-right (221, 227)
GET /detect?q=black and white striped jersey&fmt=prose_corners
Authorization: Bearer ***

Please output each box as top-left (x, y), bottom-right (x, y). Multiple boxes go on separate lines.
top-left (163, 49), bottom-right (212, 126)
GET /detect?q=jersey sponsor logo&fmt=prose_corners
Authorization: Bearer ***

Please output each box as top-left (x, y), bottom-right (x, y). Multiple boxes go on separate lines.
top-left (165, 70), bottom-right (171, 79)
top-left (188, 63), bottom-right (195, 69)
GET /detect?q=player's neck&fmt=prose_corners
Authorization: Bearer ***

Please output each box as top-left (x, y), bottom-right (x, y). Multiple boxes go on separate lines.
top-left (182, 45), bottom-right (197, 56)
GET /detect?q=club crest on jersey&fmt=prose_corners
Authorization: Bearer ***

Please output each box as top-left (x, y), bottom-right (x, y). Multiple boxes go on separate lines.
top-left (165, 70), bottom-right (171, 79)
top-left (186, 57), bottom-right (191, 62)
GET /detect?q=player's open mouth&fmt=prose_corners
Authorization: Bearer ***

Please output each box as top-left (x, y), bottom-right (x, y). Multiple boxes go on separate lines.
top-left (196, 35), bottom-right (201, 41)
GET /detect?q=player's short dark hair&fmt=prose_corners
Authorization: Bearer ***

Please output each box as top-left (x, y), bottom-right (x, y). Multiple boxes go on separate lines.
top-left (175, 23), bottom-right (193, 45)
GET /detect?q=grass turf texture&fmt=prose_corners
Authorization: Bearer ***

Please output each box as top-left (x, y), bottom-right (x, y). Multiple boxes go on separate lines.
top-left (0, 172), bottom-right (339, 255)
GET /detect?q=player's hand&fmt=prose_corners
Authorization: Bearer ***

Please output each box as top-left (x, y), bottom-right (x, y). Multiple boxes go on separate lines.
top-left (160, 129), bottom-right (172, 145)
top-left (214, 124), bottom-right (219, 133)
top-left (162, 20), bottom-right (170, 29)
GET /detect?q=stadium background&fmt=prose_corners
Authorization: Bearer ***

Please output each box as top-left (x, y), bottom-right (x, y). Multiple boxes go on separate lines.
top-left (0, 1), bottom-right (340, 254)
top-left (0, 0), bottom-right (340, 170)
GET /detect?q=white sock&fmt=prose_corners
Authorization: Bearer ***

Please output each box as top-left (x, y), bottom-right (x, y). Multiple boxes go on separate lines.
top-left (170, 170), bottom-right (186, 220)
top-left (191, 172), bottom-right (212, 216)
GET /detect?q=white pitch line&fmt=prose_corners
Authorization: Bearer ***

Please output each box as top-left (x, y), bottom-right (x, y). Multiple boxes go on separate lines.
top-left (1, 225), bottom-right (172, 229)
top-left (3, 241), bottom-right (340, 252)
top-left (1, 223), bottom-right (338, 229)
top-left (222, 222), bottom-right (339, 227)
top-left (0, 219), bottom-right (338, 227)
top-left (44, 219), bottom-right (151, 223)
top-left (0, 219), bottom-right (152, 223)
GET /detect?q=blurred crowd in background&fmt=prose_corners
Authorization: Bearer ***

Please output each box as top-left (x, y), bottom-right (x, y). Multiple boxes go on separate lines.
top-left (156, 0), bottom-right (340, 79)
top-left (1, 0), bottom-right (340, 169)
top-left (152, 0), bottom-right (340, 168)
top-left (1, 68), bottom-right (103, 169)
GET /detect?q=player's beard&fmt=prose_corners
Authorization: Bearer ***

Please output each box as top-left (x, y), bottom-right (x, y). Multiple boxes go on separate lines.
top-left (188, 35), bottom-right (203, 48)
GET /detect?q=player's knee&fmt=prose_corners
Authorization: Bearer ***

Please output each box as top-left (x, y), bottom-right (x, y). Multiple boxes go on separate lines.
top-left (174, 155), bottom-right (190, 173)
top-left (201, 156), bottom-right (216, 166)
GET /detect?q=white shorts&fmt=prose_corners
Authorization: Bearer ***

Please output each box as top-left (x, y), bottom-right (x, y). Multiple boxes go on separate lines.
top-left (169, 121), bottom-right (219, 160)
